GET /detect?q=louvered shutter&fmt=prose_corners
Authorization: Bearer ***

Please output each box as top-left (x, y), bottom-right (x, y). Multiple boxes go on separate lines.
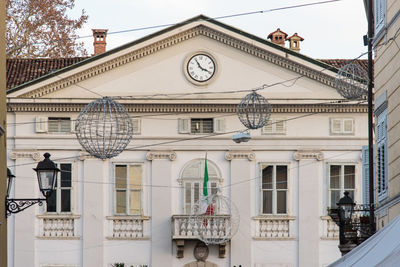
top-left (362, 145), bottom-right (375, 205)
top-left (178, 118), bottom-right (190, 134)
top-left (35, 117), bottom-right (48, 133)
top-left (132, 118), bottom-right (141, 134)
top-left (331, 118), bottom-right (342, 134)
top-left (374, 0), bottom-right (386, 33)
top-left (213, 118), bottom-right (225, 133)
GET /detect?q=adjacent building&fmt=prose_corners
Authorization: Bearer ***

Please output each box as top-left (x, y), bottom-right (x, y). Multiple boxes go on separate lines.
top-left (6, 15), bottom-right (369, 267)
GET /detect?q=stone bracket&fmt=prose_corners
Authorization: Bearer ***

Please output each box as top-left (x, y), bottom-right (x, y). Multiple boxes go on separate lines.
top-left (146, 151), bottom-right (176, 161)
top-left (293, 150), bottom-right (324, 161)
top-left (225, 151), bottom-right (255, 161)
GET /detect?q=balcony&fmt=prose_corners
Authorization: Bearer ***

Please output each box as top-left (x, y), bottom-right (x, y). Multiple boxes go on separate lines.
top-left (171, 215), bottom-right (230, 258)
top-left (106, 216), bottom-right (150, 240)
top-left (37, 214), bottom-right (80, 239)
top-left (252, 216), bottom-right (296, 240)
top-left (321, 216), bottom-right (339, 239)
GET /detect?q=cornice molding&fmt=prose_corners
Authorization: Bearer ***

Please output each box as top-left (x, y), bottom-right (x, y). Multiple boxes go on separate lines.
top-left (225, 151), bottom-right (255, 161)
top-left (9, 150), bottom-right (41, 162)
top-left (146, 151), bottom-right (177, 161)
top-left (293, 150), bottom-right (324, 161)
top-left (17, 25), bottom-right (337, 99)
top-left (7, 103), bottom-right (368, 113)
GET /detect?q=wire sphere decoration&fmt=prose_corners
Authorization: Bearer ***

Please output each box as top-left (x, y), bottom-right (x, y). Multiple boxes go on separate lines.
top-left (237, 91), bottom-right (271, 129)
top-left (335, 62), bottom-right (368, 100)
top-left (75, 97), bottom-right (133, 159)
top-left (189, 192), bottom-right (240, 245)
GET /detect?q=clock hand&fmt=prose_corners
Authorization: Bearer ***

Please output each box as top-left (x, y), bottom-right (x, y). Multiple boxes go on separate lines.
top-left (195, 58), bottom-right (212, 73)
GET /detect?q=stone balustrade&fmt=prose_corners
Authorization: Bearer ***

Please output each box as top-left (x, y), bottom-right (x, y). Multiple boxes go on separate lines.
top-left (321, 216), bottom-right (339, 239)
top-left (37, 214), bottom-right (80, 239)
top-left (172, 215), bottom-right (231, 239)
top-left (253, 216), bottom-right (296, 239)
top-left (107, 216), bottom-right (150, 240)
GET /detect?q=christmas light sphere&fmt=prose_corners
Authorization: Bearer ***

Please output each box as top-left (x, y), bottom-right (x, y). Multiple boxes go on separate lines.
top-left (237, 91), bottom-right (271, 129)
top-left (190, 193), bottom-right (239, 245)
top-left (335, 63), bottom-right (368, 100)
top-left (75, 97), bottom-right (133, 159)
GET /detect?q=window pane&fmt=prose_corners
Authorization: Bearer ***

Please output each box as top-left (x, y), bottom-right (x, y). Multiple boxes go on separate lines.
top-left (129, 165), bottom-right (142, 190)
top-left (60, 164), bottom-right (71, 187)
top-left (194, 183), bottom-right (199, 203)
top-left (116, 190), bottom-right (126, 214)
top-left (276, 166), bottom-right (287, 189)
top-left (330, 165), bottom-right (341, 188)
top-left (262, 191), bottom-right (272, 214)
top-left (348, 190), bottom-right (355, 201)
top-left (191, 119), bottom-right (201, 133)
top-left (202, 119), bottom-right (213, 133)
top-left (344, 165), bottom-right (355, 189)
top-left (211, 182), bottom-right (217, 195)
top-left (129, 191), bottom-right (141, 214)
top-left (277, 191), bottom-right (287, 214)
top-left (262, 166), bottom-right (273, 189)
top-left (46, 190), bottom-right (57, 212)
top-left (115, 165), bottom-right (127, 189)
top-left (61, 189), bottom-right (71, 212)
top-left (330, 190), bottom-right (341, 208)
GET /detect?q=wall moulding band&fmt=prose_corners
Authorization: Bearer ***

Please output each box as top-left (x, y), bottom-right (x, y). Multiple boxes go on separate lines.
top-left (225, 151), bottom-right (255, 161)
top-left (146, 151), bottom-right (177, 161)
top-left (9, 150), bottom-right (41, 162)
top-left (293, 150), bottom-right (324, 161)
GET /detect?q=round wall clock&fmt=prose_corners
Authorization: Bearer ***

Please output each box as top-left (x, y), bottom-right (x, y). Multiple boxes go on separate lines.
top-left (185, 53), bottom-right (216, 84)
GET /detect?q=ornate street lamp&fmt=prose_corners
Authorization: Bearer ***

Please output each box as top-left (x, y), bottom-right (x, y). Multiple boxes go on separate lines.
top-left (337, 191), bottom-right (355, 224)
top-left (336, 191), bottom-right (357, 255)
top-left (5, 153), bottom-right (60, 217)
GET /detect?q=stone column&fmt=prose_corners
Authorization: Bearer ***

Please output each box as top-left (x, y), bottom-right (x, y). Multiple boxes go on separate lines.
top-left (293, 150), bottom-right (324, 267)
top-left (9, 151), bottom-right (42, 267)
top-left (81, 154), bottom-right (106, 267)
top-left (147, 151), bottom-right (176, 266)
top-left (225, 151), bottom-right (255, 267)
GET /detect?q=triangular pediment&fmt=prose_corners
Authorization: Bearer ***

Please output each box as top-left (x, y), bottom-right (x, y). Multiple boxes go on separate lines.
top-left (7, 15), bottom-right (341, 102)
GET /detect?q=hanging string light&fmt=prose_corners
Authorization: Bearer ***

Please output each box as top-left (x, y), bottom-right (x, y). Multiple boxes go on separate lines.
top-left (75, 97), bottom-right (133, 159)
top-left (237, 91), bottom-right (271, 129)
top-left (335, 62), bottom-right (368, 100)
top-left (189, 192), bottom-right (240, 245)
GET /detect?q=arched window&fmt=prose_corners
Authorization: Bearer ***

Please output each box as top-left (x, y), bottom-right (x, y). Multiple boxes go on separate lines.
top-left (179, 159), bottom-right (222, 214)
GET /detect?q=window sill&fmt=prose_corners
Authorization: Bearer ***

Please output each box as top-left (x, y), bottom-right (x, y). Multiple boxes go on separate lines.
top-left (252, 215), bottom-right (296, 220)
top-left (37, 214), bottom-right (80, 219)
top-left (107, 215), bottom-right (150, 220)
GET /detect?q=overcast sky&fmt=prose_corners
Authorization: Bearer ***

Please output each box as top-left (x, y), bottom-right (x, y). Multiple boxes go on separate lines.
top-left (72, 0), bottom-right (368, 59)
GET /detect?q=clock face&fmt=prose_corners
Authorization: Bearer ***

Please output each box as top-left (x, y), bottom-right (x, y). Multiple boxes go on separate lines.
top-left (186, 53), bottom-right (216, 83)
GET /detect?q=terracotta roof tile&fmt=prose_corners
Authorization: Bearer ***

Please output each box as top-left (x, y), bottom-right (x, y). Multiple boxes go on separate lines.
top-left (6, 57), bottom-right (87, 90)
top-left (319, 59), bottom-right (369, 73)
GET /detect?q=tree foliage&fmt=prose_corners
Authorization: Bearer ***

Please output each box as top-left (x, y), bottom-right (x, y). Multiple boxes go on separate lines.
top-left (6, 0), bottom-right (88, 58)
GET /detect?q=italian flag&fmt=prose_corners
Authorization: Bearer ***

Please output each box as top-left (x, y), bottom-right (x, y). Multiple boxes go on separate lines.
top-left (203, 155), bottom-right (214, 217)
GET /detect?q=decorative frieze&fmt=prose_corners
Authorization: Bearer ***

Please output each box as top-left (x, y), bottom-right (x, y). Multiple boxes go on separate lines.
top-left (293, 150), bottom-right (324, 161)
top-left (9, 150), bottom-right (41, 162)
top-left (146, 151), bottom-right (176, 161)
top-left (225, 151), bottom-right (255, 161)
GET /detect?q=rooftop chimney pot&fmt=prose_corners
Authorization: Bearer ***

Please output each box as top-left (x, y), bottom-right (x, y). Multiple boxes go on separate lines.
top-left (92, 29), bottom-right (108, 56)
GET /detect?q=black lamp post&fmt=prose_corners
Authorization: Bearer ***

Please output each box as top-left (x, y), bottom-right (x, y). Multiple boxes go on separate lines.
top-left (5, 153), bottom-right (60, 217)
top-left (337, 191), bottom-right (356, 255)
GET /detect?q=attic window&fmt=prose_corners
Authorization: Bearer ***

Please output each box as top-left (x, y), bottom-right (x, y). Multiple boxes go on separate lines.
top-left (48, 117), bottom-right (71, 133)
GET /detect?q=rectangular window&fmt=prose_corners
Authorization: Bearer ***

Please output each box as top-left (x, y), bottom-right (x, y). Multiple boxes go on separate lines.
top-left (328, 164), bottom-right (355, 208)
top-left (115, 164), bottom-right (143, 215)
top-left (46, 163), bottom-right (72, 213)
top-left (191, 118), bottom-right (213, 134)
top-left (48, 117), bottom-right (71, 133)
top-left (261, 164), bottom-right (288, 214)
top-left (262, 118), bottom-right (286, 135)
top-left (183, 181), bottom-right (217, 214)
top-left (330, 118), bottom-right (354, 135)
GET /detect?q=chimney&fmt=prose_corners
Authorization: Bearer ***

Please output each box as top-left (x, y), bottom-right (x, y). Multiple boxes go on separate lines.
top-left (267, 28), bottom-right (288, 46)
top-left (286, 33), bottom-right (304, 52)
top-left (92, 29), bottom-right (108, 55)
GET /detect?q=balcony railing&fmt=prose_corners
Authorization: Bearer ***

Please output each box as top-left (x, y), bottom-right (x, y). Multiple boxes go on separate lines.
top-left (106, 216), bottom-right (150, 240)
top-left (37, 214), bottom-right (80, 239)
top-left (321, 216), bottom-right (339, 239)
top-left (172, 215), bottom-right (231, 240)
top-left (253, 216), bottom-right (296, 239)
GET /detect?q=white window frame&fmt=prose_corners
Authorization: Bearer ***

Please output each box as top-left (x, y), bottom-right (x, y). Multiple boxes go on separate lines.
top-left (114, 163), bottom-right (143, 215)
top-left (327, 163), bottom-right (356, 208)
top-left (178, 118), bottom-right (225, 134)
top-left (377, 109), bottom-right (388, 201)
top-left (46, 163), bottom-right (73, 214)
top-left (330, 118), bottom-right (355, 135)
top-left (261, 118), bottom-right (286, 135)
top-left (47, 117), bottom-right (72, 133)
top-left (259, 163), bottom-right (289, 215)
top-left (180, 159), bottom-right (221, 214)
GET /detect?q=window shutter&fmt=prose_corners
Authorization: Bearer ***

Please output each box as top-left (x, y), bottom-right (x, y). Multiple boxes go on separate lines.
top-left (35, 116), bottom-right (48, 133)
top-left (331, 118), bottom-right (342, 134)
top-left (132, 118), bottom-right (141, 134)
top-left (178, 118), bottom-right (190, 134)
top-left (262, 120), bottom-right (274, 134)
top-left (60, 119), bottom-right (72, 133)
top-left (374, 0), bottom-right (386, 33)
top-left (362, 145), bottom-right (375, 205)
top-left (213, 118), bottom-right (225, 133)
top-left (275, 119), bottom-right (286, 133)
top-left (343, 119), bottom-right (354, 134)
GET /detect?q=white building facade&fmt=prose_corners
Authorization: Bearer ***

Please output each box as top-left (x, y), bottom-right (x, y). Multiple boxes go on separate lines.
top-left (6, 16), bottom-right (368, 267)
